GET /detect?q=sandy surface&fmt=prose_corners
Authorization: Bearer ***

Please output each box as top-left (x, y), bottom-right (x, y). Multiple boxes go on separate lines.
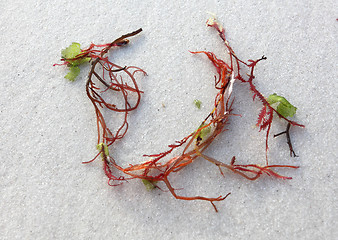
top-left (1, 0), bottom-right (337, 239)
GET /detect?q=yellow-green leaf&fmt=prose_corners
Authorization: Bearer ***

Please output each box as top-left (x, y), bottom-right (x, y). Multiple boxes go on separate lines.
top-left (267, 93), bottom-right (297, 118)
top-left (62, 42), bottom-right (81, 59)
top-left (65, 66), bottom-right (80, 82)
top-left (194, 99), bottom-right (202, 109)
top-left (61, 42), bottom-right (90, 81)
top-left (142, 179), bottom-right (157, 191)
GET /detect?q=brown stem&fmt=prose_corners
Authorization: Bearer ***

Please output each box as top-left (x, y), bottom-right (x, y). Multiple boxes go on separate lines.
top-left (274, 123), bottom-right (298, 157)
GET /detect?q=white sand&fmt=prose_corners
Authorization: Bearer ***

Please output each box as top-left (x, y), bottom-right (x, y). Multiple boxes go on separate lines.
top-left (1, 0), bottom-right (336, 239)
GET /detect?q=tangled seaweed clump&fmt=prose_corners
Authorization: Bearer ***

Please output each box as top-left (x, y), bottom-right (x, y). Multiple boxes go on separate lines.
top-left (55, 18), bottom-right (304, 212)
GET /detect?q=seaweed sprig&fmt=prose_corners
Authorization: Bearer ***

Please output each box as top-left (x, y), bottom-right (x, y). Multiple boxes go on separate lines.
top-left (55, 20), bottom-right (304, 212)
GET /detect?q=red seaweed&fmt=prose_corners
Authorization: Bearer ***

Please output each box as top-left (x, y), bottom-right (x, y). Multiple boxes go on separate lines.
top-left (55, 19), bottom-right (304, 212)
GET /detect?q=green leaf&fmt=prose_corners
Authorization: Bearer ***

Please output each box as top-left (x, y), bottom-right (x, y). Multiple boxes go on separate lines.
top-left (61, 42), bottom-right (91, 66)
top-left (65, 66), bottom-right (80, 81)
top-left (199, 124), bottom-right (211, 139)
top-left (194, 99), bottom-right (202, 109)
top-left (61, 42), bottom-right (90, 81)
top-left (142, 179), bottom-right (157, 191)
top-left (61, 42), bottom-right (81, 59)
top-left (74, 57), bottom-right (91, 66)
top-left (267, 93), bottom-right (297, 118)
top-left (96, 143), bottom-right (109, 156)
top-left (195, 123), bottom-right (211, 143)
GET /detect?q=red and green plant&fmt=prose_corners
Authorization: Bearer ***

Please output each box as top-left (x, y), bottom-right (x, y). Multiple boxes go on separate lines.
top-left (55, 19), bottom-right (304, 212)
